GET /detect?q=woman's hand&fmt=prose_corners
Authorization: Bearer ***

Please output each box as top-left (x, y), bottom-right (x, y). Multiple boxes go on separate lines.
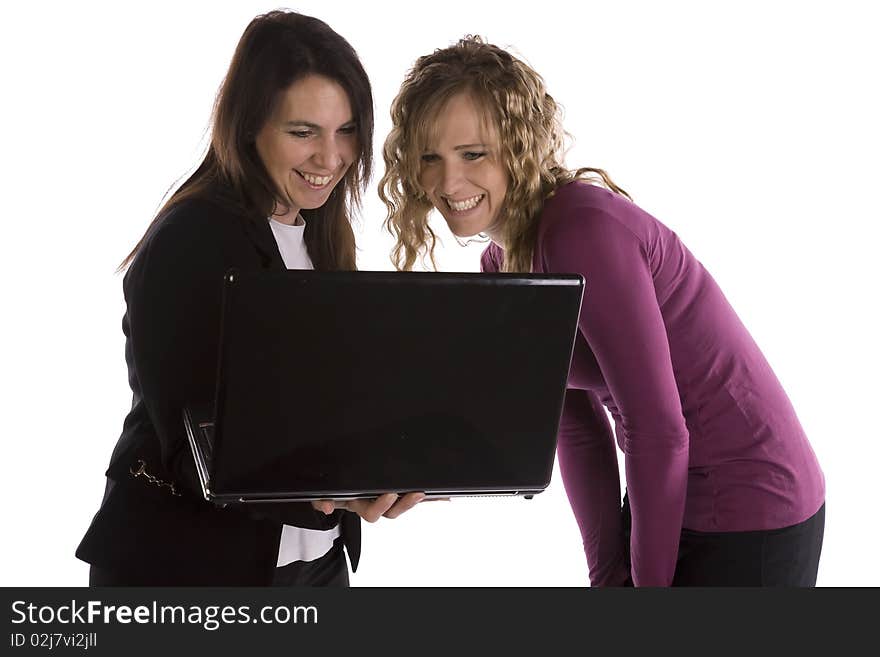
top-left (311, 492), bottom-right (426, 522)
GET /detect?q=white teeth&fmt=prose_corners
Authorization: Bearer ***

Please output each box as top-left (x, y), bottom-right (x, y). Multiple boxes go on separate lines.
top-left (299, 171), bottom-right (333, 187)
top-left (446, 195), bottom-right (484, 212)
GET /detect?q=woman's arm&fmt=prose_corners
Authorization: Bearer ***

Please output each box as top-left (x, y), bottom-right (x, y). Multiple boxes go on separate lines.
top-left (557, 388), bottom-right (630, 586)
top-left (540, 204), bottom-right (689, 586)
top-left (482, 243), bottom-right (629, 585)
top-left (124, 204), bottom-right (340, 529)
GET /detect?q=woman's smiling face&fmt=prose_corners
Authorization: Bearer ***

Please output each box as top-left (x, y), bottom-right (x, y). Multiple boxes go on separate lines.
top-left (255, 74), bottom-right (357, 221)
top-left (418, 92), bottom-right (509, 241)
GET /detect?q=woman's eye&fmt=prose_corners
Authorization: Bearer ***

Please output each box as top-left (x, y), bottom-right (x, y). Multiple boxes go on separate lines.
top-left (338, 126), bottom-right (357, 135)
top-left (463, 151), bottom-right (486, 161)
top-left (421, 153), bottom-right (440, 164)
top-left (288, 130), bottom-right (313, 139)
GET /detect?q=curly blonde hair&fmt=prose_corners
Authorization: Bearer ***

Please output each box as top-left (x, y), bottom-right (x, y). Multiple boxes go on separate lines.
top-left (380, 36), bottom-right (629, 273)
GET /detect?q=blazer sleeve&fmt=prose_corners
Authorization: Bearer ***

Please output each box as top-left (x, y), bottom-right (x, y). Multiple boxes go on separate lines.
top-left (123, 205), bottom-right (341, 530)
top-left (539, 206), bottom-right (689, 587)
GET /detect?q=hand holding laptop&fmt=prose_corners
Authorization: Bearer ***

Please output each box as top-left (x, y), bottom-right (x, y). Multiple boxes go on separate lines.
top-left (312, 492), bottom-right (427, 521)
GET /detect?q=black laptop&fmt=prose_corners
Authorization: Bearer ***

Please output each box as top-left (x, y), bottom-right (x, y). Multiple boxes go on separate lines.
top-left (184, 269), bottom-right (584, 504)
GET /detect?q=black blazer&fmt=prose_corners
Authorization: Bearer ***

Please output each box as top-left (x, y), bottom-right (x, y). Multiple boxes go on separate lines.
top-left (76, 190), bottom-right (360, 585)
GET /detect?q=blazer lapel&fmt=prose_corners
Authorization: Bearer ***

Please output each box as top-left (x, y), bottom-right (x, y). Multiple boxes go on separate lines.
top-left (239, 211), bottom-right (286, 271)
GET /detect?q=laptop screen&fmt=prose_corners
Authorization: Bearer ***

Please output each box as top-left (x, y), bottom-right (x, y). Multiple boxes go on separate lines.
top-left (209, 270), bottom-right (584, 499)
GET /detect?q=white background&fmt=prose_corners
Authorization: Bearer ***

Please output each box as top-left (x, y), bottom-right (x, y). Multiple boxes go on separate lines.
top-left (1, 0), bottom-right (877, 587)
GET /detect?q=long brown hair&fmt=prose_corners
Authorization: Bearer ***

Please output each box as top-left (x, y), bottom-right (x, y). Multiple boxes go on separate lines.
top-left (120, 10), bottom-right (373, 272)
top-left (380, 36), bottom-right (628, 273)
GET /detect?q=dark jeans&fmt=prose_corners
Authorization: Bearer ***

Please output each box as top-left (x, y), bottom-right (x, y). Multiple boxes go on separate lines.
top-left (621, 494), bottom-right (825, 586)
top-left (89, 537), bottom-right (350, 587)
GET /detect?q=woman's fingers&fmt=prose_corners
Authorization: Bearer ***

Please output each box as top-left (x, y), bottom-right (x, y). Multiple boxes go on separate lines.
top-left (311, 492), bottom-right (431, 521)
top-left (349, 493), bottom-right (400, 522)
top-left (311, 499), bottom-right (335, 515)
top-left (383, 492), bottom-right (426, 519)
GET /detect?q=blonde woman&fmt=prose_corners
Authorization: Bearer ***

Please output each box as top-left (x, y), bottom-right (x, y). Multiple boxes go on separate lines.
top-left (380, 37), bottom-right (825, 586)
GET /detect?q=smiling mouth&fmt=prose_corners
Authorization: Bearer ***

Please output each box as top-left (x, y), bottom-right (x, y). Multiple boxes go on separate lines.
top-left (444, 194), bottom-right (485, 213)
top-left (295, 170), bottom-right (334, 189)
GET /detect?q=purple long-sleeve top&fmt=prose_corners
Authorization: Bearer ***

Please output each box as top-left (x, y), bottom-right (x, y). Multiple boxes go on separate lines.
top-left (481, 182), bottom-right (825, 586)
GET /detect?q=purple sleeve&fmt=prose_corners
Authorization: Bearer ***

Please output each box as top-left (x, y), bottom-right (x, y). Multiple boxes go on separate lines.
top-left (557, 389), bottom-right (630, 586)
top-left (540, 207), bottom-right (689, 586)
top-left (479, 243), bottom-right (503, 273)
top-left (483, 241), bottom-right (628, 585)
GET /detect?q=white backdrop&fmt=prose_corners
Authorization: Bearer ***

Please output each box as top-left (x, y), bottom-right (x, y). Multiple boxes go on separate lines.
top-left (1, 0), bottom-right (877, 587)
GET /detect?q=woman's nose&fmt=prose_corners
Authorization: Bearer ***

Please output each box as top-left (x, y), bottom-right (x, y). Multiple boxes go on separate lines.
top-left (312, 136), bottom-right (342, 171)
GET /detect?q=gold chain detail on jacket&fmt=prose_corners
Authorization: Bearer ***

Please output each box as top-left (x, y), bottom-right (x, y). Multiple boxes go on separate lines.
top-left (129, 459), bottom-right (182, 496)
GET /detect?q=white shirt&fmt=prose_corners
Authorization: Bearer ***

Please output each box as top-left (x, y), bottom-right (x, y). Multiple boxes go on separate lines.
top-left (268, 215), bottom-right (313, 270)
top-left (268, 214), bottom-right (340, 566)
